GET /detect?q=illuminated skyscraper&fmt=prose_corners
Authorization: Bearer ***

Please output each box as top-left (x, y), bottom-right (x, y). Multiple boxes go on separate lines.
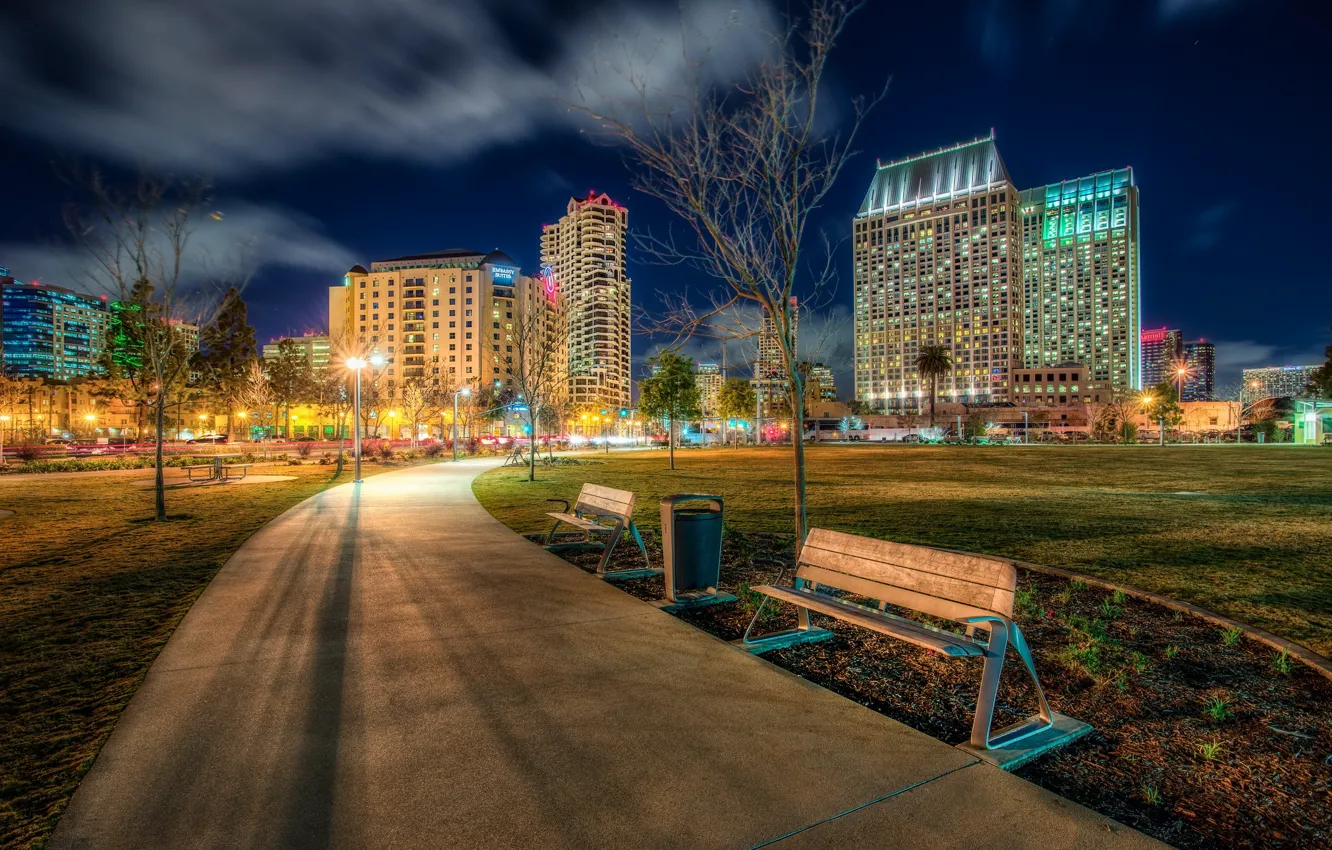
top-left (695, 363), bottom-right (722, 416)
top-left (1019, 168), bottom-right (1140, 391)
top-left (1242, 365), bottom-right (1319, 403)
top-left (1141, 327), bottom-right (1182, 389)
top-left (262, 333), bottom-right (332, 372)
top-left (0, 270), bottom-right (108, 380)
top-left (755, 297), bottom-right (797, 417)
top-left (853, 133), bottom-right (1021, 410)
top-left (540, 191), bottom-right (632, 411)
top-left (1182, 340), bottom-right (1215, 401)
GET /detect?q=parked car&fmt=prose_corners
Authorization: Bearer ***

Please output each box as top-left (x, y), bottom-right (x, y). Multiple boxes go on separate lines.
top-left (186, 434), bottom-right (229, 445)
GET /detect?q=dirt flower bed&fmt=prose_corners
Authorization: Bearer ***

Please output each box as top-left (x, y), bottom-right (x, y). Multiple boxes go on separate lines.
top-left (537, 529), bottom-right (1332, 850)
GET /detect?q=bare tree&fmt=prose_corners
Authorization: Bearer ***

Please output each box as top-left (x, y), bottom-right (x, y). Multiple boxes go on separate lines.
top-left (238, 360), bottom-right (272, 438)
top-left (508, 295), bottom-right (567, 481)
top-left (313, 363), bottom-right (354, 474)
top-left (67, 173), bottom-right (247, 520)
top-left (576, 0), bottom-right (883, 540)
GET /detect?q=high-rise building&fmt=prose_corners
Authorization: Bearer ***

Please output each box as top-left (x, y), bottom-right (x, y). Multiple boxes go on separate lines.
top-left (755, 297), bottom-right (798, 417)
top-left (0, 270), bottom-right (108, 380)
top-left (808, 362), bottom-right (836, 401)
top-left (853, 133), bottom-right (1021, 410)
top-left (1019, 168), bottom-right (1140, 391)
top-left (1242, 365), bottom-right (1319, 403)
top-left (1182, 340), bottom-right (1215, 401)
top-left (1012, 363), bottom-right (1111, 407)
top-left (330, 249), bottom-right (549, 399)
top-left (540, 191), bottom-right (632, 412)
top-left (695, 362), bottom-right (722, 417)
top-left (262, 333), bottom-right (332, 372)
top-left (1141, 328), bottom-right (1183, 389)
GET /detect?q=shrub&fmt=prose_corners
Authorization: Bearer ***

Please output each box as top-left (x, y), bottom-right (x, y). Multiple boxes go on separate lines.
top-left (287, 458), bottom-right (302, 466)
top-left (376, 441), bottom-right (395, 460)
top-left (1272, 649), bottom-right (1293, 676)
top-left (296, 442), bottom-right (313, 458)
top-left (422, 441), bottom-right (444, 459)
top-left (13, 444), bottom-right (41, 462)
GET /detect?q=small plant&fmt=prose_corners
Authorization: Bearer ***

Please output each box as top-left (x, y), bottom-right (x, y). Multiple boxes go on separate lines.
top-left (376, 441), bottom-right (395, 460)
top-left (1127, 651), bottom-right (1150, 674)
top-left (423, 442), bottom-right (444, 459)
top-left (1112, 589), bottom-right (1127, 606)
top-left (1272, 649), bottom-right (1293, 676)
top-left (1140, 783), bottom-right (1162, 806)
top-left (1220, 626), bottom-right (1244, 647)
top-left (295, 442), bottom-right (313, 458)
top-left (1100, 597), bottom-right (1122, 620)
top-left (1056, 642), bottom-right (1103, 677)
top-left (1202, 696), bottom-right (1233, 723)
top-left (287, 457), bottom-right (302, 466)
top-left (1164, 645), bottom-right (1181, 661)
top-left (1197, 740), bottom-right (1223, 761)
top-left (1172, 610), bottom-right (1184, 621)
top-left (1014, 583), bottom-right (1039, 618)
top-left (1070, 578), bottom-right (1088, 594)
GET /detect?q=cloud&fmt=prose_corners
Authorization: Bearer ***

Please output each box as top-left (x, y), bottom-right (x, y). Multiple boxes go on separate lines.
top-left (1188, 201), bottom-right (1236, 252)
top-left (1157, 0), bottom-right (1235, 20)
top-left (0, 202), bottom-right (355, 297)
top-left (0, 0), bottom-right (775, 174)
top-left (1210, 338), bottom-right (1328, 389)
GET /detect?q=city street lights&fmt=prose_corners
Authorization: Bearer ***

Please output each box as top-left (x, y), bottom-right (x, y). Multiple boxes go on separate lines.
top-left (1142, 394), bottom-right (1163, 446)
top-left (346, 354), bottom-right (385, 483)
top-left (452, 387), bottom-right (470, 462)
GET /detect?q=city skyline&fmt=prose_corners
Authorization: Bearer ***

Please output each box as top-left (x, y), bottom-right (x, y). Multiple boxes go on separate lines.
top-left (0, 1), bottom-right (1328, 395)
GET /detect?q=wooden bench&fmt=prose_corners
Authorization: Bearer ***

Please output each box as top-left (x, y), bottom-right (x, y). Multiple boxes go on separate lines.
top-left (220, 463), bottom-right (253, 481)
top-left (545, 483), bottom-right (656, 580)
top-left (738, 529), bottom-right (1088, 767)
top-left (185, 465), bottom-right (217, 482)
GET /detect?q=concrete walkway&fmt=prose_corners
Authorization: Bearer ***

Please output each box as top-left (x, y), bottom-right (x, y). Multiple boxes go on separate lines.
top-left (51, 461), bottom-right (1158, 849)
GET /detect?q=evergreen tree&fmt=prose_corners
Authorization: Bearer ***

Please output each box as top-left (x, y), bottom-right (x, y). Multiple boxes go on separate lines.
top-left (196, 287), bottom-right (256, 431)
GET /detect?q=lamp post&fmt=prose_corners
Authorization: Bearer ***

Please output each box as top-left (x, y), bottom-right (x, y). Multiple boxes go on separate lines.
top-left (346, 354), bottom-right (385, 483)
top-left (452, 387), bottom-right (470, 462)
top-left (0, 414), bottom-right (8, 463)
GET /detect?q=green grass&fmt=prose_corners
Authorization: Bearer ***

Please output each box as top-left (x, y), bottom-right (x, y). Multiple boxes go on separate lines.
top-left (0, 460), bottom-right (419, 849)
top-left (473, 444), bottom-right (1332, 656)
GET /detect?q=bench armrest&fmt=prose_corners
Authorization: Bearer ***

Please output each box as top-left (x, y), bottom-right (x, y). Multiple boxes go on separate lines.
top-left (545, 498), bottom-right (570, 513)
top-left (750, 555), bottom-right (792, 588)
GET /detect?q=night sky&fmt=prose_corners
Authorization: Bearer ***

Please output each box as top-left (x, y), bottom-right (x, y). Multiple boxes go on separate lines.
top-left (1, 0), bottom-right (1328, 395)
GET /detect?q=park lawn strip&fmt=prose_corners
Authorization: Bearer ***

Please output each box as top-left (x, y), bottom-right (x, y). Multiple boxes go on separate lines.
top-left (472, 445), bottom-right (1332, 657)
top-left (0, 459), bottom-right (429, 850)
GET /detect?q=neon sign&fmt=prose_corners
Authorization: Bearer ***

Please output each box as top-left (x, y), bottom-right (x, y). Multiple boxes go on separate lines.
top-left (539, 263), bottom-right (558, 301)
top-left (491, 265), bottom-right (517, 284)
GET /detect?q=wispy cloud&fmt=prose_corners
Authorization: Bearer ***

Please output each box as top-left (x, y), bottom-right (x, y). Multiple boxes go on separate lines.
top-left (0, 0), bottom-right (774, 175)
top-left (0, 203), bottom-right (356, 296)
top-left (1188, 201), bottom-right (1237, 252)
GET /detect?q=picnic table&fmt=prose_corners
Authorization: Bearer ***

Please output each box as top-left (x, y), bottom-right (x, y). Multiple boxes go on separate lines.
top-left (185, 453), bottom-right (242, 482)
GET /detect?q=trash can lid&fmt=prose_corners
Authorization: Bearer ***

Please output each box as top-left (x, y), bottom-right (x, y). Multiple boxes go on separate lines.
top-left (673, 508), bottom-right (721, 520)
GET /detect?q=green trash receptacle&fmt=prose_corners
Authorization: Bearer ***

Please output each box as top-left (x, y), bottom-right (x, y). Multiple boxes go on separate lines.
top-left (659, 494), bottom-right (734, 608)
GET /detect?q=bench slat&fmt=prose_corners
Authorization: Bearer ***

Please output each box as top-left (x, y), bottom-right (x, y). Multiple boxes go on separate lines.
top-left (546, 512), bottom-right (613, 531)
top-left (805, 529), bottom-right (1015, 590)
top-left (754, 585), bottom-right (984, 657)
top-left (796, 563), bottom-right (1010, 624)
top-left (576, 495), bottom-right (633, 518)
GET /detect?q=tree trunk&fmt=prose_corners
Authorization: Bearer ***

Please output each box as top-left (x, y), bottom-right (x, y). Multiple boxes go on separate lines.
top-left (929, 375), bottom-right (937, 427)
top-left (154, 393), bottom-right (167, 521)
top-left (792, 386), bottom-right (808, 543)
top-left (668, 420), bottom-right (675, 470)
top-left (528, 411), bottom-right (537, 482)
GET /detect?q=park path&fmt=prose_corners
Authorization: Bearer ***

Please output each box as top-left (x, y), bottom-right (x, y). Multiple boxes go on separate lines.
top-left (50, 460), bottom-right (1158, 849)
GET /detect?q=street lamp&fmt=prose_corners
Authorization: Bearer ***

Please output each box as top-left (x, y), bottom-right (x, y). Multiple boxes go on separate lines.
top-left (452, 387), bottom-right (471, 462)
top-left (346, 354), bottom-right (385, 483)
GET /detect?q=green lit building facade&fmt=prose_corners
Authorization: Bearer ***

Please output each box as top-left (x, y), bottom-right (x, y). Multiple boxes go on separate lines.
top-left (1018, 169), bottom-right (1140, 392)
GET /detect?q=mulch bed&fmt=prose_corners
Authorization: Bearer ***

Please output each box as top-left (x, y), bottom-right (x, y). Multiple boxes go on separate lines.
top-left (535, 529), bottom-right (1332, 849)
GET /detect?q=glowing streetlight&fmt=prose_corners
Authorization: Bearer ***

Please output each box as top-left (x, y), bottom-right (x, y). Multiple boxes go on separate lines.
top-left (346, 354), bottom-right (384, 482)
top-left (452, 387), bottom-right (471, 462)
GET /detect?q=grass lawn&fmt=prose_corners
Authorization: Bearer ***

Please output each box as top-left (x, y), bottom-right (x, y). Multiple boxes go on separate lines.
top-left (0, 459), bottom-right (422, 849)
top-left (474, 444), bottom-right (1332, 657)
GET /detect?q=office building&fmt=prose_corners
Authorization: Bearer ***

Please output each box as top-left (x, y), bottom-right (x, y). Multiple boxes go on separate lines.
top-left (853, 133), bottom-right (1022, 410)
top-left (262, 333), bottom-right (332, 372)
top-left (1242, 365), bottom-right (1319, 403)
top-left (1182, 340), bottom-right (1215, 401)
top-left (1012, 363), bottom-right (1110, 407)
top-left (755, 297), bottom-right (798, 417)
top-left (331, 249), bottom-right (551, 399)
top-left (540, 191), bottom-right (632, 412)
top-left (695, 362), bottom-right (722, 417)
top-left (1019, 168), bottom-right (1140, 391)
top-left (808, 362), bottom-right (836, 401)
top-left (1, 270), bottom-right (108, 380)
top-left (1141, 328), bottom-right (1182, 389)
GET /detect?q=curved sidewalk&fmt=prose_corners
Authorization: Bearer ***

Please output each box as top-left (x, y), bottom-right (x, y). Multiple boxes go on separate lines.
top-left (51, 461), bottom-right (1158, 849)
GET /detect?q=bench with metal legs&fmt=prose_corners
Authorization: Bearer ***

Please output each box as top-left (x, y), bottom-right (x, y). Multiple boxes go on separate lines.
top-left (544, 483), bottom-right (657, 580)
top-left (738, 529), bottom-right (1090, 769)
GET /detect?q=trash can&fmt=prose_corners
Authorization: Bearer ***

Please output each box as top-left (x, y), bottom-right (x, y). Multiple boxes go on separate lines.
top-left (659, 494), bottom-right (734, 608)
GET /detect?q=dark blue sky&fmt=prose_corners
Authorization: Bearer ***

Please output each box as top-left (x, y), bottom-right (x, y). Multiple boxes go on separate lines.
top-left (1, 0), bottom-right (1328, 393)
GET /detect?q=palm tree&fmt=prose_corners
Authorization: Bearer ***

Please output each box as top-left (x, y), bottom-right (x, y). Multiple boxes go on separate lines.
top-left (914, 344), bottom-right (954, 427)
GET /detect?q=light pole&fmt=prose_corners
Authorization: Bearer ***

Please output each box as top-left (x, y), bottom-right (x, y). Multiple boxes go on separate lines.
top-left (1023, 410), bottom-right (1029, 444)
top-left (346, 354), bottom-right (385, 482)
top-left (0, 414), bottom-right (8, 463)
top-left (452, 387), bottom-right (470, 462)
